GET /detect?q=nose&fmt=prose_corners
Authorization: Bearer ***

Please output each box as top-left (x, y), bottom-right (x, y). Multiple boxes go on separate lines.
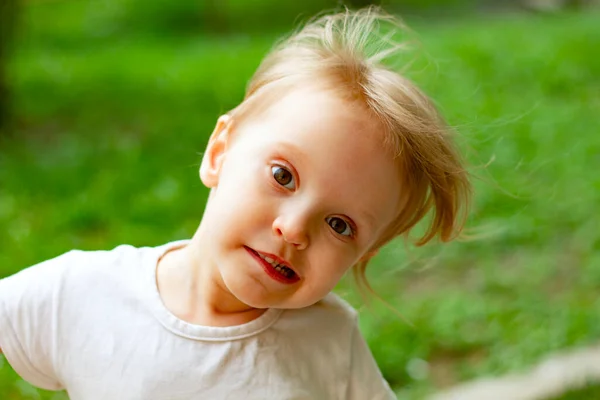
top-left (272, 211), bottom-right (310, 251)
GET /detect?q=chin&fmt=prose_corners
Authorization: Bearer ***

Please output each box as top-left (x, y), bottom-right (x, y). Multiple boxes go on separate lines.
top-left (237, 290), bottom-right (316, 310)
top-left (221, 272), bottom-right (273, 308)
top-left (227, 282), bottom-right (293, 309)
top-left (220, 265), bottom-right (323, 310)
top-left (229, 286), bottom-right (268, 308)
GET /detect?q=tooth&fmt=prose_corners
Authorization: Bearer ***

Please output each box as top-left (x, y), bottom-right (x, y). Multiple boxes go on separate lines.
top-left (264, 256), bottom-right (274, 263)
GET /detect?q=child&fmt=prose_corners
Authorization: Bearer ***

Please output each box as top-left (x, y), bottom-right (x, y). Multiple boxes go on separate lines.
top-left (0, 7), bottom-right (470, 400)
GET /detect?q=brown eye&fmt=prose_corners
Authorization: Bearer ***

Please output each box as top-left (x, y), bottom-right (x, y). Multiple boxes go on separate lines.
top-left (326, 217), bottom-right (352, 236)
top-left (271, 166), bottom-right (295, 189)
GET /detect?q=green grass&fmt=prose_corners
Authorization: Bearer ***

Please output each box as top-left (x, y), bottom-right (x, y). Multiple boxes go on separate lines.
top-left (1, 3), bottom-right (599, 399)
top-left (556, 385), bottom-right (600, 400)
top-left (549, 384), bottom-right (600, 400)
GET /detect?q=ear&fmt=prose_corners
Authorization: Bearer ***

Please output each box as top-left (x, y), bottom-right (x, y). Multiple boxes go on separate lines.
top-left (200, 115), bottom-right (233, 188)
top-left (359, 249), bottom-right (379, 263)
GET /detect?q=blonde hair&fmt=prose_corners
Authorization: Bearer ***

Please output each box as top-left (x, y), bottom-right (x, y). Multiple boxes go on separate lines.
top-left (228, 7), bottom-right (471, 292)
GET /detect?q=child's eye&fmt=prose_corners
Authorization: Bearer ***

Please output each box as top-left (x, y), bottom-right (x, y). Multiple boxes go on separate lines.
top-left (271, 166), bottom-right (296, 190)
top-left (326, 217), bottom-right (353, 237)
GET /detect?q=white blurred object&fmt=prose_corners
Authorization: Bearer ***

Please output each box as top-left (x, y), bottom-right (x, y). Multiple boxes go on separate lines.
top-left (407, 358), bottom-right (430, 381)
top-left (525, 0), bottom-right (568, 12)
top-left (430, 343), bottom-right (600, 400)
top-left (524, 0), bottom-right (600, 12)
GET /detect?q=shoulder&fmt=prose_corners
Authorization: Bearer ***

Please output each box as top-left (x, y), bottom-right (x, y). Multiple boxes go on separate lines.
top-left (18, 244), bottom-right (148, 288)
top-left (65, 243), bottom-right (151, 270)
top-left (0, 243), bottom-right (163, 391)
top-left (276, 292), bottom-right (359, 339)
top-left (313, 292), bottom-right (359, 321)
top-left (55, 242), bottom-right (184, 296)
top-left (48, 241), bottom-right (178, 278)
top-left (2, 243), bottom-right (147, 279)
top-left (0, 241), bottom-right (178, 301)
top-left (62, 243), bottom-right (149, 275)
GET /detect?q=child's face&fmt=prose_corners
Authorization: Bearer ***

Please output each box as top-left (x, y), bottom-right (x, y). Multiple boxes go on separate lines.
top-left (199, 86), bottom-right (401, 310)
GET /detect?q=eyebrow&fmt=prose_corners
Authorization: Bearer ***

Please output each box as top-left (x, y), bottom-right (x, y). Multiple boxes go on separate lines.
top-left (356, 210), bottom-right (378, 234)
top-left (276, 141), bottom-right (306, 162)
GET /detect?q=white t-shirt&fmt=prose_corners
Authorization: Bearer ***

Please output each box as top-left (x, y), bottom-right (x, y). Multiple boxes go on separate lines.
top-left (0, 242), bottom-right (396, 399)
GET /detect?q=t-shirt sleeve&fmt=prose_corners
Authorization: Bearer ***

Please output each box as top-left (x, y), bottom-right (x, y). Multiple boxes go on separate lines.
top-left (0, 251), bottom-right (77, 390)
top-left (346, 318), bottom-right (397, 400)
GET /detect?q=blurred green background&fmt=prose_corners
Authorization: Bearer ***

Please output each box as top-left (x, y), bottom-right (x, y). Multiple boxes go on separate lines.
top-left (1, 0), bottom-right (599, 399)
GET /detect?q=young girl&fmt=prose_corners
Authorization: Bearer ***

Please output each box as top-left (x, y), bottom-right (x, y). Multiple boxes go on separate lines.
top-left (0, 7), bottom-right (470, 399)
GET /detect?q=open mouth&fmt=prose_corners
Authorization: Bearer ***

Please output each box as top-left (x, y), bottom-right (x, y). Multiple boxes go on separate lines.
top-left (244, 246), bottom-right (300, 284)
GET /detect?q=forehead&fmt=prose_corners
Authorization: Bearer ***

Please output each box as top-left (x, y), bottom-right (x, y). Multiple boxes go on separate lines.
top-left (246, 86), bottom-right (383, 155)
top-left (236, 87), bottom-right (402, 238)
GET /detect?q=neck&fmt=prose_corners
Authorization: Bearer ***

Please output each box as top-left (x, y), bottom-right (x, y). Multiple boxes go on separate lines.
top-left (156, 228), bottom-right (265, 327)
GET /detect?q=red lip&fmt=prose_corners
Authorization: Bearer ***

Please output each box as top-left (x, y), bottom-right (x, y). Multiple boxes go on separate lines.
top-left (244, 246), bottom-right (300, 285)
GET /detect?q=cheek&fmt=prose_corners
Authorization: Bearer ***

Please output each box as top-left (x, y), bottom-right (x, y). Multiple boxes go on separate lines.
top-left (211, 162), bottom-right (274, 232)
top-left (297, 264), bottom-right (348, 307)
top-left (307, 245), bottom-right (355, 285)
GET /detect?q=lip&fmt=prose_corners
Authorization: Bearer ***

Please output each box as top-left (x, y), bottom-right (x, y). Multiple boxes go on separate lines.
top-left (244, 246), bottom-right (300, 285)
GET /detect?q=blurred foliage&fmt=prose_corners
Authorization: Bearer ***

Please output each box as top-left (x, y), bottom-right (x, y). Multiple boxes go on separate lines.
top-left (79, 0), bottom-right (338, 35)
top-left (551, 384), bottom-right (600, 400)
top-left (1, 0), bottom-right (600, 399)
top-left (17, 0), bottom-right (340, 39)
top-left (0, 0), bottom-right (19, 131)
top-left (14, 0), bottom-right (486, 40)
